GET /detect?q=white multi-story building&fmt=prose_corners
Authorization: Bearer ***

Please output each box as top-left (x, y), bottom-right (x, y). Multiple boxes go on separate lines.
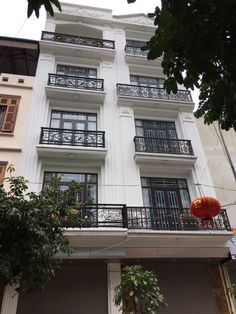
top-left (1, 3), bottom-right (234, 314)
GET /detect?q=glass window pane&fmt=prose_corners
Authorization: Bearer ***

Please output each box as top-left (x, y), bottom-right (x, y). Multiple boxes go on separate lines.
top-left (88, 115), bottom-right (97, 122)
top-left (0, 105), bottom-right (6, 129)
top-left (62, 113), bottom-right (74, 120)
top-left (77, 114), bottom-right (86, 121)
top-left (87, 184), bottom-right (97, 202)
top-left (135, 120), bottom-right (143, 127)
top-left (51, 119), bottom-right (60, 128)
top-left (88, 122), bottom-right (96, 131)
top-left (63, 122), bottom-right (72, 129)
top-left (43, 172), bottom-right (97, 202)
top-left (76, 123), bottom-right (85, 130)
top-left (87, 174), bottom-right (97, 183)
top-left (142, 188), bottom-right (153, 207)
top-left (136, 127), bottom-right (144, 136)
top-left (141, 177), bottom-right (149, 186)
top-left (44, 172), bottom-right (54, 182)
top-left (51, 111), bottom-right (61, 119)
top-left (57, 65), bottom-right (97, 78)
top-left (56, 65), bottom-right (66, 75)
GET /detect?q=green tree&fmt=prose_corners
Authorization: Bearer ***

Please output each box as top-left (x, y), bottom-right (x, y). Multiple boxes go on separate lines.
top-left (128, 0), bottom-right (236, 131)
top-left (114, 265), bottom-right (167, 314)
top-left (0, 169), bottom-right (90, 292)
top-left (27, 0), bottom-right (61, 18)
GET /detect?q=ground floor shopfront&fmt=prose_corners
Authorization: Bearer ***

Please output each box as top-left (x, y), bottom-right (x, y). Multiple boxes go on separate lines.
top-left (3, 259), bottom-right (230, 314)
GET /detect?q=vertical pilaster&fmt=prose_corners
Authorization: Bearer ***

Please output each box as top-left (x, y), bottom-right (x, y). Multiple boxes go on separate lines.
top-left (0, 285), bottom-right (18, 314)
top-left (107, 263), bottom-right (121, 314)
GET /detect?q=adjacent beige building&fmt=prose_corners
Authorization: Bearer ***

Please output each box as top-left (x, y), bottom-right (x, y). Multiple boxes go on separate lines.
top-left (0, 37), bottom-right (38, 183)
top-left (0, 73), bottom-right (34, 180)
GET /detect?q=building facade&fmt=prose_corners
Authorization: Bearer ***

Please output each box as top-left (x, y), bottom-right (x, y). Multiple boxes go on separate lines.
top-left (1, 4), bottom-right (234, 314)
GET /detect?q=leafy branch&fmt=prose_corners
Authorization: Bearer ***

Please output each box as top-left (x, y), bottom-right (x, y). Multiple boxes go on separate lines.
top-left (114, 265), bottom-right (167, 314)
top-left (0, 170), bottom-right (90, 292)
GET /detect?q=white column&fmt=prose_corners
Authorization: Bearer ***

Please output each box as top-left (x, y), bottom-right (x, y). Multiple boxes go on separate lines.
top-left (1, 285), bottom-right (18, 314)
top-left (107, 263), bottom-right (121, 314)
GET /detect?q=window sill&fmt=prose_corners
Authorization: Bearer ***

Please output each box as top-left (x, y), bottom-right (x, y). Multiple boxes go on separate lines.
top-left (0, 132), bottom-right (14, 137)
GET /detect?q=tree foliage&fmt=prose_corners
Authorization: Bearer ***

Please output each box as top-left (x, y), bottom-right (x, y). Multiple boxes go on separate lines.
top-left (27, 0), bottom-right (61, 18)
top-left (0, 171), bottom-right (90, 292)
top-left (114, 265), bottom-right (167, 314)
top-left (128, 0), bottom-right (236, 131)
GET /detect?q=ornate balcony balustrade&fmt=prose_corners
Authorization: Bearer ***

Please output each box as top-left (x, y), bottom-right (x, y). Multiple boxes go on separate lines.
top-left (77, 204), bottom-right (127, 228)
top-left (48, 73), bottom-right (104, 91)
top-left (125, 45), bottom-right (148, 57)
top-left (39, 128), bottom-right (105, 148)
top-left (42, 31), bottom-right (115, 49)
top-left (66, 204), bottom-right (231, 231)
top-left (126, 207), bottom-right (231, 231)
top-left (117, 84), bottom-right (192, 102)
top-left (134, 136), bottom-right (194, 156)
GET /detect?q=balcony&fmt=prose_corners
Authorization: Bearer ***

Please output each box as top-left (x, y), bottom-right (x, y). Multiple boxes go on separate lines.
top-left (45, 74), bottom-right (105, 105)
top-left (65, 204), bottom-right (231, 258)
top-left (125, 44), bottom-right (162, 68)
top-left (71, 204), bottom-right (230, 231)
top-left (41, 31), bottom-right (115, 60)
top-left (134, 136), bottom-right (196, 167)
top-left (125, 45), bottom-right (148, 57)
top-left (117, 84), bottom-right (193, 111)
top-left (37, 128), bottom-right (106, 160)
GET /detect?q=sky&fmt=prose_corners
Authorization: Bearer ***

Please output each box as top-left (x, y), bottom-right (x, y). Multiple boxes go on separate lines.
top-left (0, 0), bottom-right (160, 40)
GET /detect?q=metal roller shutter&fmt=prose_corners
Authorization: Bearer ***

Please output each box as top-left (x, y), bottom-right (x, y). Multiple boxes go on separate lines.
top-left (142, 261), bottom-right (219, 314)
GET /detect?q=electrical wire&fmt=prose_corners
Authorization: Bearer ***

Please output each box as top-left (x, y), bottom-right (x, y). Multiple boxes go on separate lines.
top-left (24, 179), bottom-right (236, 192)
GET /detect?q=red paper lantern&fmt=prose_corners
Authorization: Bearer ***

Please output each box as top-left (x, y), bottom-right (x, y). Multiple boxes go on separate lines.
top-left (190, 196), bottom-right (221, 219)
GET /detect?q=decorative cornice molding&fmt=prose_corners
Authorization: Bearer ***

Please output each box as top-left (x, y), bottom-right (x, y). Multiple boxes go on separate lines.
top-left (114, 16), bottom-right (154, 27)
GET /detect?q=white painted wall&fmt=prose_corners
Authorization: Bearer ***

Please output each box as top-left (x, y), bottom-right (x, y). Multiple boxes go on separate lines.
top-left (19, 3), bottom-right (216, 210)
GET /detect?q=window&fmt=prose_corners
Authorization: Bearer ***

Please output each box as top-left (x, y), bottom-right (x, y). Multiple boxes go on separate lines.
top-left (0, 162), bottom-right (7, 184)
top-left (126, 40), bottom-right (144, 47)
top-left (130, 75), bottom-right (164, 88)
top-left (50, 111), bottom-right (97, 131)
top-left (43, 172), bottom-right (97, 203)
top-left (141, 177), bottom-right (191, 230)
top-left (135, 120), bottom-right (177, 139)
top-left (57, 65), bottom-right (97, 78)
top-left (0, 96), bottom-right (20, 133)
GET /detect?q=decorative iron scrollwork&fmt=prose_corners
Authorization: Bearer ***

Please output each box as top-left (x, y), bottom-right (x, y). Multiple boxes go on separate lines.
top-left (134, 136), bottom-right (194, 155)
top-left (40, 128), bottom-right (105, 148)
top-left (42, 31), bottom-right (115, 49)
top-left (117, 84), bottom-right (192, 102)
top-left (48, 73), bottom-right (104, 91)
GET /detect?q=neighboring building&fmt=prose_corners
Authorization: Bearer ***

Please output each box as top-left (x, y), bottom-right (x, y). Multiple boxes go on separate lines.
top-left (196, 118), bottom-right (236, 310)
top-left (1, 4), bottom-right (234, 314)
top-left (0, 37), bottom-right (39, 182)
top-left (196, 119), bottom-right (236, 226)
top-left (0, 36), bottom-right (39, 312)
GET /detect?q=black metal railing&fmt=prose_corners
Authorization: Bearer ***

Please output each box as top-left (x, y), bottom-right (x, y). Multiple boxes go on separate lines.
top-left (39, 128), bottom-right (105, 148)
top-left (78, 204), bottom-right (127, 228)
top-left (67, 204), bottom-right (231, 231)
top-left (134, 136), bottom-right (194, 156)
top-left (48, 73), bottom-right (104, 91)
top-left (42, 31), bottom-right (115, 49)
top-left (126, 207), bottom-right (231, 231)
top-left (125, 45), bottom-right (148, 57)
top-left (117, 84), bottom-right (192, 102)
